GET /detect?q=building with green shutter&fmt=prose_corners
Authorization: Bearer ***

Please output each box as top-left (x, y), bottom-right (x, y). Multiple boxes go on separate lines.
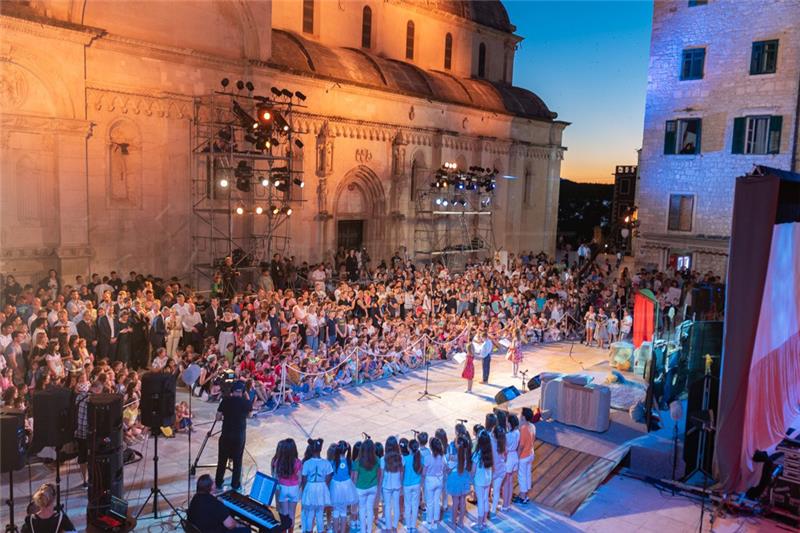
top-left (634, 0), bottom-right (800, 274)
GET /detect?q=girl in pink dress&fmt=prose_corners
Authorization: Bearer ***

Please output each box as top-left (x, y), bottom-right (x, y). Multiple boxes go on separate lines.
top-left (505, 327), bottom-right (523, 378)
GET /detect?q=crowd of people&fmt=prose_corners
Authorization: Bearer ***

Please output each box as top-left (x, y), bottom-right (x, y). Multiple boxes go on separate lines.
top-left (0, 247), bottom-right (722, 530)
top-left (188, 407), bottom-right (538, 533)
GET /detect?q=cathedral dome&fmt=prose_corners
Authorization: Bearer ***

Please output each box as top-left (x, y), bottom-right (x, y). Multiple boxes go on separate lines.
top-left (407, 0), bottom-right (515, 33)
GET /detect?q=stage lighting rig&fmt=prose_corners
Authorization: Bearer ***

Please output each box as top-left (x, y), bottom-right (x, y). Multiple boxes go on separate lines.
top-left (255, 206), bottom-right (264, 215)
top-left (295, 91), bottom-right (307, 101)
top-left (256, 105), bottom-right (273, 124)
top-left (293, 178), bottom-right (305, 188)
top-left (235, 205), bottom-right (244, 215)
top-left (261, 178), bottom-right (270, 187)
top-left (232, 100), bottom-right (257, 130)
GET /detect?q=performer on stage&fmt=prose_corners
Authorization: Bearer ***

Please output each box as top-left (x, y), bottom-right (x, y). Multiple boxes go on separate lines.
top-left (461, 341), bottom-right (476, 393)
top-left (187, 474), bottom-right (249, 533)
top-left (215, 381), bottom-right (253, 491)
top-left (472, 331), bottom-right (495, 384)
top-left (505, 327), bottom-right (523, 378)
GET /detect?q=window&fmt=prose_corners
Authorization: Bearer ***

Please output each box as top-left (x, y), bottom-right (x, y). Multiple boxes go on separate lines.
top-left (361, 6), bottom-right (372, 49)
top-left (406, 21), bottom-right (415, 60)
top-left (668, 194), bottom-right (694, 232)
top-left (732, 115), bottom-right (783, 154)
top-left (688, 0), bottom-right (707, 6)
top-left (302, 0), bottom-right (314, 34)
top-left (680, 48), bottom-right (705, 80)
top-left (750, 40), bottom-right (778, 75)
top-left (619, 178), bottom-right (631, 196)
top-left (478, 43), bottom-right (486, 78)
top-left (444, 33), bottom-right (453, 70)
top-left (664, 118), bottom-right (702, 155)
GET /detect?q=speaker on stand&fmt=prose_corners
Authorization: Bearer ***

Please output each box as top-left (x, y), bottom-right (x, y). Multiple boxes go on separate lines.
top-left (494, 385), bottom-right (522, 405)
top-left (87, 393), bottom-right (126, 528)
top-left (1, 409), bottom-right (27, 533)
top-left (30, 386), bottom-right (75, 511)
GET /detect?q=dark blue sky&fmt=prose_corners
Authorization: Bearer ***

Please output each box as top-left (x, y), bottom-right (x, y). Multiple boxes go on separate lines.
top-left (505, 0), bottom-right (653, 183)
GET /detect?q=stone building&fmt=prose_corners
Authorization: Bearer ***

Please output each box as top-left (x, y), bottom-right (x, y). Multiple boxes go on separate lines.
top-left (635, 0), bottom-right (800, 274)
top-left (0, 0), bottom-right (567, 285)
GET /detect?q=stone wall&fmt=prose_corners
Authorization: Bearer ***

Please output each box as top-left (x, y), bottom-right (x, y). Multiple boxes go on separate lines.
top-left (635, 0), bottom-right (800, 273)
top-left (0, 0), bottom-right (565, 286)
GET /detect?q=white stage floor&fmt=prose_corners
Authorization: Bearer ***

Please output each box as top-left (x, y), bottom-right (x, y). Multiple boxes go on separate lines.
top-left (0, 342), bottom-right (785, 532)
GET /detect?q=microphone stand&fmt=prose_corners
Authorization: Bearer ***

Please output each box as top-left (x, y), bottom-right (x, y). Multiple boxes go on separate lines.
top-left (418, 336), bottom-right (440, 401)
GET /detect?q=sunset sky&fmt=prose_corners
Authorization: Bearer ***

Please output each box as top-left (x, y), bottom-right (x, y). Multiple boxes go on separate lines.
top-left (505, 0), bottom-right (653, 183)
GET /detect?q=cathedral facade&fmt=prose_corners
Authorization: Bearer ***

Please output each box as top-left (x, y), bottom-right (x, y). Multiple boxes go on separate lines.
top-left (0, 0), bottom-right (566, 284)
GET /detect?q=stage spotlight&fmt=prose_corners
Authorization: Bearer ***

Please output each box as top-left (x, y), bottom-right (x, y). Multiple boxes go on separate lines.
top-left (255, 206), bottom-right (264, 215)
top-left (232, 100), bottom-right (257, 130)
top-left (442, 199), bottom-right (449, 207)
top-left (295, 91), bottom-right (307, 101)
top-left (261, 178), bottom-right (270, 187)
top-left (270, 205), bottom-right (279, 215)
top-left (245, 133), bottom-right (258, 145)
top-left (273, 112), bottom-right (290, 132)
top-left (435, 198), bottom-right (442, 206)
top-left (294, 139), bottom-right (304, 149)
top-left (217, 128), bottom-right (232, 142)
top-left (281, 88), bottom-right (293, 98)
top-left (235, 206), bottom-right (244, 215)
top-left (282, 206), bottom-right (293, 216)
top-left (256, 105), bottom-right (272, 123)
top-left (236, 80), bottom-right (245, 91)
top-left (273, 179), bottom-right (282, 188)
top-left (219, 178), bottom-right (229, 188)
top-left (271, 87), bottom-right (282, 97)
top-left (221, 78), bottom-right (230, 88)
top-left (293, 178), bottom-right (304, 188)
top-left (246, 81), bottom-right (255, 92)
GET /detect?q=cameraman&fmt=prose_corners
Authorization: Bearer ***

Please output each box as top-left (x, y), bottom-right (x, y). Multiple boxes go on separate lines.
top-left (215, 380), bottom-right (252, 491)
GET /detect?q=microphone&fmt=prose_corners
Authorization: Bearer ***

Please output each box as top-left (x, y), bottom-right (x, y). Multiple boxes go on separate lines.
top-left (456, 418), bottom-right (467, 424)
top-left (362, 432), bottom-right (371, 440)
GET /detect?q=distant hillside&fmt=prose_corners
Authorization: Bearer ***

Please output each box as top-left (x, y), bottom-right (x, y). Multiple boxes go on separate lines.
top-left (557, 179), bottom-right (614, 247)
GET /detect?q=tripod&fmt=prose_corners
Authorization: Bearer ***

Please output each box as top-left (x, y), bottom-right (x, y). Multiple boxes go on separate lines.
top-left (4, 470), bottom-right (18, 533)
top-left (418, 337), bottom-right (440, 401)
top-left (136, 431), bottom-right (180, 520)
top-left (190, 417), bottom-right (226, 476)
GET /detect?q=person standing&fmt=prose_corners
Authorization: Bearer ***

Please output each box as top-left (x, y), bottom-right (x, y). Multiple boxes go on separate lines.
top-left (300, 438), bottom-right (333, 533)
top-left (353, 439), bottom-right (380, 533)
top-left (96, 307), bottom-right (116, 361)
top-left (473, 332), bottom-right (495, 385)
top-left (21, 483), bottom-right (76, 533)
top-left (516, 407), bottom-right (536, 504)
top-left (381, 437), bottom-right (403, 533)
top-left (150, 307), bottom-right (168, 353)
top-left (165, 309), bottom-right (182, 360)
top-left (215, 381), bottom-right (252, 491)
top-left (204, 296), bottom-right (222, 341)
top-left (461, 341), bottom-right (475, 393)
top-left (4, 331), bottom-right (25, 385)
top-left (114, 310), bottom-right (133, 365)
top-left (76, 312), bottom-right (97, 357)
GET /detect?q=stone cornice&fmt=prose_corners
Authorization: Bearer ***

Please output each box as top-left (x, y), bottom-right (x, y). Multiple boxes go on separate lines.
top-left (87, 86), bottom-right (193, 119)
top-left (1, 112), bottom-right (91, 136)
top-left (0, 13), bottom-right (102, 45)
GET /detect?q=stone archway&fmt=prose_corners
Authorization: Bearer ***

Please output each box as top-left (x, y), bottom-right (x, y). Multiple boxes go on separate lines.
top-left (332, 165), bottom-right (387, 262)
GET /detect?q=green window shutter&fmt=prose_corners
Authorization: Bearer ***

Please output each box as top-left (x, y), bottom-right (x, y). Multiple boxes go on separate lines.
top-left (664, 120), bottom-right (677, 155)
top-left (732, 117), bottom-right (746, 154)
top-left (768, 115), bottom-right (783, 154)
top-left (694, 49), bottom-right (705, 79)
top-left (694, 119), bottom-right (702, 153)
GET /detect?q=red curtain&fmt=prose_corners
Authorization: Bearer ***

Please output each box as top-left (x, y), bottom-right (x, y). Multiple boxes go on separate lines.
top-left (632, 293), bottom-right (655, 348)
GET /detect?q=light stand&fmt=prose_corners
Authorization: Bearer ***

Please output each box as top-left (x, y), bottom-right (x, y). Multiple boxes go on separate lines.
top-left (4, 471), bottom-right (19, 533)
top-left (135, 430), bottom-right (180, 520)
top-left (418, 336), bottom-right (440, 401)
top-left (190, 416), bottom-right (223, 475)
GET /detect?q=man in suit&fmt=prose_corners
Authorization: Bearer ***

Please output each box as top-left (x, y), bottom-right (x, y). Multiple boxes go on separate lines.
top-left (204, 296), bottom-right (222, 341)
top-left (150, 307), bottom-right (168, 352)
top-left (76, 312), bottom-right (98, 356)
top-left (96, 307), bottom-right (117, 360)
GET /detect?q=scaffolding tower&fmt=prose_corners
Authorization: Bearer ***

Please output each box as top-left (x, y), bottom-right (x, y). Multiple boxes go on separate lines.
top-left (190, 88), bottom-right (304, 288)
top-left (413, 186), bottom-right (496, 271)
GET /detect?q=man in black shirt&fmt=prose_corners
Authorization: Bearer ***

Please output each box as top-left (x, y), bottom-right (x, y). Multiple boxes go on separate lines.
top-left (215, 381), bottom-right (252, 491)
top-left (187, 475), bottom-right (249, 533)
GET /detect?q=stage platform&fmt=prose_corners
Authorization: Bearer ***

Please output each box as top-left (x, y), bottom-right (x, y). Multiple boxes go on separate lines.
top-left (0, 342), bottom-right (785, 532)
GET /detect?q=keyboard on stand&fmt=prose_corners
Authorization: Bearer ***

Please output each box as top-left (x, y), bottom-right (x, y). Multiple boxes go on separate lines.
top-left (219, 490), bottom-right (281, 532)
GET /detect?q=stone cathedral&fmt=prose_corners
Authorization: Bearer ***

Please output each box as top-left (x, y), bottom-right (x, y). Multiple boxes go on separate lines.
top-left (0, 0), bottom-right (566, 284)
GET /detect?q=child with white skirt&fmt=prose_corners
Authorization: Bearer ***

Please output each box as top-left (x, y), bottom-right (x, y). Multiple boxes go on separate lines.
top-left (380, 437), bottom-right (404, 532)
top-left (300, 438), bottom-right (332, 533)
top-left (329, 441), bottom-right (357, 533)
top-left (423, 437), bottom-right (446, 527)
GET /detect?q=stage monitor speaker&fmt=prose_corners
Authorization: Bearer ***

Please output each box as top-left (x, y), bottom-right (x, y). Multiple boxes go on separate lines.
top-left (494, 385), bottom-right (521, 405)
top-left (527, 375), bottom-right (542, 391)
top-left (88, 393), bottom-right (123, 454)
top-left (31, 386), bottom-right (74, 451)
top-left (87, 448), bottom-right (124, 522)
top-left (0, 410), bottom-right (26, 473)
top-left (140, 371), bottom-right (176, 429)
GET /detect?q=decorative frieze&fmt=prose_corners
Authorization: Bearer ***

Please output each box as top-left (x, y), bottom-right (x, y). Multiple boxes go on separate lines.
top-left (87, 87), bottom-right (192, 119)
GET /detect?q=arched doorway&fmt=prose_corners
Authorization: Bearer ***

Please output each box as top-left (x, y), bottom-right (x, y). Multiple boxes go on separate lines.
top-left (333, 165), bottom-right (387, 260)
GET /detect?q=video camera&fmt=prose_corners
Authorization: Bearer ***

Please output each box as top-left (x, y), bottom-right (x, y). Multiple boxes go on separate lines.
top-left (214, 369), bottom-right (237, 396)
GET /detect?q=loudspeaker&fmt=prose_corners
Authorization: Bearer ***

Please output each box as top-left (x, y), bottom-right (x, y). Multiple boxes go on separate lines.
top-left (494, 385), bottom-right (521, 405)
top-left (87, 448), bottom-right (124, 521)
top-left (527, 375), bottom-right (542, 391)
top-left (88, 394), bottom-right (123, 454)
top-left (31, 386), bottom-right (74, 451)
top-left (0, 410), bottom-right (26, 473)
top-left (140, 372), bottom-right (176, 429)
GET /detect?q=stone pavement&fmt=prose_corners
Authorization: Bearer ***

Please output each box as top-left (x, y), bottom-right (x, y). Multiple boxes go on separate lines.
top-left (0, 342), bottom-right (787, 532)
